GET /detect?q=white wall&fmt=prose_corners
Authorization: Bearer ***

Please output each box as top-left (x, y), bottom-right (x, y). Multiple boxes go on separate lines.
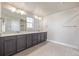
top-left (46, 7), bottom-right (79, 49)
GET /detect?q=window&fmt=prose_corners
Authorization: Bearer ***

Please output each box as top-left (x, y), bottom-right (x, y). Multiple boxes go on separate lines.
top-left (26, 17), bottom-right (34, 28)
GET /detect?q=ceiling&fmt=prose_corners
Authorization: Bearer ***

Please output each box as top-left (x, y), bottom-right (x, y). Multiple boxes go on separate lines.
top-left (2, 2), bottom-right (79, 17)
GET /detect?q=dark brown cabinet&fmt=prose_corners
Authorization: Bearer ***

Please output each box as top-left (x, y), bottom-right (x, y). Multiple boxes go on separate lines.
top-left (4, 36), bottom-right (16, 56)
top-left (44, 32), bottom-right (47, 41)
top-left (40, 32), bottom-right (45, 42)
top-left (0, 38), bottom-right (4, 56)
top-left (0, 32), bottom-right (47, 56)
top-left (26, 34), bottom-right (32, 48)
top-left (39, 32), bottom-right (47, 42)
top-left (17, 35), bottom-right (26, 52)
top-left (37, 33), bottom-right (41, 43)
top-left (32, 33), bottom-right (38, 45)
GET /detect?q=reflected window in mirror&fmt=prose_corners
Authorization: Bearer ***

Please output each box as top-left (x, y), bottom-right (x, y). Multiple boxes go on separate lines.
top-left (26, 17), bottom-right (34, 28)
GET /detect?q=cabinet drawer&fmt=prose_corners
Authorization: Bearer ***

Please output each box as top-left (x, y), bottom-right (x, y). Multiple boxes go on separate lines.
top-left (4, 36), bottom-right (16, 40)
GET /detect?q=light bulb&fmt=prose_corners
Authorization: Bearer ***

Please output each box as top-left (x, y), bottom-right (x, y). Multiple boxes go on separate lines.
top-left (16, 9), bottom-right (21, 14)
top-left (8, 6), bottom-right (16, 12)
top-left (38, 17), bottom-right (42, 20)
top-left (20, 10), bottom-right (26, 15)
top-left (34, 15), bottom-right (39, 19)
top-left (16, 9), bottom-right (26, 15)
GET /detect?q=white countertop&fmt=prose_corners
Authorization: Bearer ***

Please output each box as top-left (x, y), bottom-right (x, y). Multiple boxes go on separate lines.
top-left (0, 31), bottom-right (47, 37)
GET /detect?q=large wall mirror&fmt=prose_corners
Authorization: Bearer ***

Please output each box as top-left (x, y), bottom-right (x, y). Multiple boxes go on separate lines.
top-left (1, 5), bottom-right (26, 33)
top-left (1, 3), bottom-right (43, 33)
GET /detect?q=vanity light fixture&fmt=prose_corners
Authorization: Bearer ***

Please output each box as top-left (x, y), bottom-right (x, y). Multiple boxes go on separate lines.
top-left (34, 15), bottom-right (42, 20)
top-left (20, 10), bottom-right (26, 15)
top-left (16, 9), bottom-right (21, 14)
top-left (38, 17), bottom-right (42, 20)
top-left (7, 5), bottom-right (26, 15)
top-left (16, 9), bottom-right (26, 15)
top-left (8, 6), bottom-right (16, 12)
top-left (34, 15), bottom-right (39, 19)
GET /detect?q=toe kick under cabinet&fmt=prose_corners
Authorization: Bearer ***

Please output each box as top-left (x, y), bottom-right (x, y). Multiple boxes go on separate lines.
top-left (0, 32), bottom-right (47, 56)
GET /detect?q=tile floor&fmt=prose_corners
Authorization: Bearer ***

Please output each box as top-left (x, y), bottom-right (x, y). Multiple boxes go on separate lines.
top-left (14, 41), bottom-right (79, 56)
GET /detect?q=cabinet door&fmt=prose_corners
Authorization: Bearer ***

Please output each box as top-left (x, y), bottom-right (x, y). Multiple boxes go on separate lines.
top-left (17, 35), bottom-right (26, 52)
top-left (0, 37), bottom-right (4, 56)
top-left (26, 34), bottom-right (32, 48)
top-left (37, 33), bottom-right (41, 43)
top-left (40, 32), bottom-right (44, 42)
top-left (32, 33), bottom-right (38, 45)
top-left (44, 32), bottom-right (47, 41)
top-left (4, 36), bottom-right (16, 56)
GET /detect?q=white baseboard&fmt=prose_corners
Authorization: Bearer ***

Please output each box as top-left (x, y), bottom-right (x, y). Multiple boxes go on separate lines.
top-left (47, 40), bottom-right (79, 50)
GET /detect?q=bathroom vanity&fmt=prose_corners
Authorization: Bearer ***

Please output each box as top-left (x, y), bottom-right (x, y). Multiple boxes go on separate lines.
top-left (0, 3), bottom-right (47, 56)
top-left (0, 31), bottom-right (47, 56)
